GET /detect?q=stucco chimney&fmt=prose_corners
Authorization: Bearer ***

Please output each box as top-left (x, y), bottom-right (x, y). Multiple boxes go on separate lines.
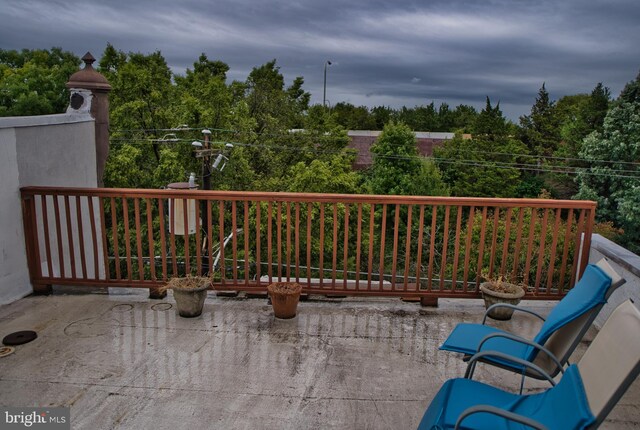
top-left (66, 52), bottom-right (112, 186)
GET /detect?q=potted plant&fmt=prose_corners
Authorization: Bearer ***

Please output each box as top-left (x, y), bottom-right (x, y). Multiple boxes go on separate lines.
top-left (267, 282), bottom-right (302, 319)
top-left (479, 274), bottom-right (525, 320)
top-left (162, 275), bottom-right (211, 318)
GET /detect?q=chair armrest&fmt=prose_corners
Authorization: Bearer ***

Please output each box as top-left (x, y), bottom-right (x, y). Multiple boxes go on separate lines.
top-left (464, 351), bottom-right (556, 386)
top-left (477, 332), bottom-right (565, 377)
top-left (455, 405), bottom-right (549, 430)
top-left (482, 304), bottom-right (546, 325)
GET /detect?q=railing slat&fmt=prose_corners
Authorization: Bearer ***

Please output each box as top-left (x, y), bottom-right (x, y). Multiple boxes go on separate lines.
top-left (439, 206), bottom-right (451, 290)
top-left (415, 205), bottom-right (425, 291)
top-left (268, 202), bottom-right (273, 283)
top-left (558, 209), bottom-right (574, 293)
top-left (367, 204), bottom-right (375, 290)
top-left (134, 198), bottom-right (144, 281)
top-left (451, 206), bottom-right (463, 290)
top-left (523, 208), bottom-right (538, 286)
top-left (158, 199), bottom-right (167, 280)
top-left (319, 203), bottom-right (325, 287)
top-left (146, 198), bottom-right (156, 281)
top-left (500, 208), bottom-right (512, 276)
top-left (570, 209), bottom-right (587, 288)
top-left (511, 207), bottom-right (525, 279)
top-left (475, 206), bottom-right (488, 289)
top-left (343, 204), bottom-right (350, 289)
top-left (109, 197), bottom-right (119, 280)
top-left (232, 201), bottom-right (237, 282)
top-left (546, 208), bottom-right (562, 291)
top-left (379, 204), bottom-right (387, 290)
top-left (391, 204), bottom-right (400, 289)
top-left (331, 203), bottom-right (338, 287)
top-left (75, 196), bottom-right (87, 279)
top-left (403, 205), bottom-right (413, 291)
top-left (355, 204), bottom-right (363, 291)
top-left (462, 206), bottom-right (474, 292)
top-left (427, 206), bottom-right (437, 291)
top-left (534, 209), bottom-right (550, 292)
top-left (64, 196), bottom-right (76, 279)
top-left (41, 195), bottom-right (53, 278)
top-left (218, 201), bottom-right (226, 286)
top-left (122, 198), bottom-right (132, 281)
top-left (286, 202), bottom-right (292, 282)
top-left (255, 202), bottom-right (261, 286)
top-left (244, 201), bottom-right (250, 285)
top-left (98, 197), bottom-right (110, 281)
top-left (295, 203), bottom-right (300, 283)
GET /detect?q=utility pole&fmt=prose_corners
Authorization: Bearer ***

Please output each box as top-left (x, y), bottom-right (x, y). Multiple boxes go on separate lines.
top-left (323, 60), bottom-right (332, 108)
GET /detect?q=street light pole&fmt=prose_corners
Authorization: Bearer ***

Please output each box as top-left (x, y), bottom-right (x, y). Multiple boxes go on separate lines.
top-left (323, 60), bottom-right (332, 108)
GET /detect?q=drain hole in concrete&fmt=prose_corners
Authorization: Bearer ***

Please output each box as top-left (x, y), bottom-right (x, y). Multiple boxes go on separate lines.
top-left (151, 303), bottom-right (173, 311)
top-left (3, 330), bottom-right (38, 346)
top-left (111, 304), bottom-right (134, 312)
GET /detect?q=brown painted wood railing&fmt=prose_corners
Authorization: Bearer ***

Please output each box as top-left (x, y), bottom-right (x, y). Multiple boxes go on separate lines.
top-left (20, 187), bottom-right (596, 299)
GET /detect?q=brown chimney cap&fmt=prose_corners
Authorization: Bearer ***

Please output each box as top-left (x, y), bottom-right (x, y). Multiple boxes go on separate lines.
top-left (66, 51), bottom-right (111, 91)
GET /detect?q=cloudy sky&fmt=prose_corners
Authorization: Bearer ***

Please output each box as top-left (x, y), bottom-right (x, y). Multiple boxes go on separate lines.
top-left (2, 0), bottom-right (639, 120)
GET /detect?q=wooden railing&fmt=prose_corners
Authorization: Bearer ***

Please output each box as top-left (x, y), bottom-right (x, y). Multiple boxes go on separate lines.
top-left (20, 187), bottom-right (596, 299)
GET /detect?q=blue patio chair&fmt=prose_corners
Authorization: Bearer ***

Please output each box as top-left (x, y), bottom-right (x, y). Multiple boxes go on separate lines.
top-left (418, 299), bottom-right (640, 430)
top-left (440, 259), bottom-right (625, 388)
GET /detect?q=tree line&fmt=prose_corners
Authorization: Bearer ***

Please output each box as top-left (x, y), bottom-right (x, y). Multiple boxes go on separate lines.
top-left (1, 46), bottom-right (639, 252)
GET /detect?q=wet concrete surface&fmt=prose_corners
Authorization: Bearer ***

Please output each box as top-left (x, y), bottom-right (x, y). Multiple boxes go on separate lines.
top-left (0, 291), bottom-right (639, 429)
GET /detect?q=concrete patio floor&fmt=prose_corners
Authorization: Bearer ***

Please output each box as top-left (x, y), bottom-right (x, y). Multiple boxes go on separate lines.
top-left (1, 290), bottom-right (639, 429)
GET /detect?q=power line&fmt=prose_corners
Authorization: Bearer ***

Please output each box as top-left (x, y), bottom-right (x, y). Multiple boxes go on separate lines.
top-left (109, 129), bottom-right (640, 168)
top-left (107, 137), bottom-right (640, 180)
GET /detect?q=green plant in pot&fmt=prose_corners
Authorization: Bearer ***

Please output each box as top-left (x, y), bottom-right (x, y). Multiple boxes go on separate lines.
top-left (479, 273), bottom-right (526, 321)
top-left (267, 282), bottom-right (302, 319)
top-left (162, 275), bottom-right (211, 318)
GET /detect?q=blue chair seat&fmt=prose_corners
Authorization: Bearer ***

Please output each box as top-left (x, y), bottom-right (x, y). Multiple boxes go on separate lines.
top-left (441, 323), bottom-right (531, 359)
top-left (439, 264), bottom-right (612, 367)
top-left (418, 365), bottom-right (595, 430)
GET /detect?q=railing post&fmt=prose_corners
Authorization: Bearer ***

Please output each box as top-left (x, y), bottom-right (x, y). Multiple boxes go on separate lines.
top-left (21, 193), bottom-right (51, 295)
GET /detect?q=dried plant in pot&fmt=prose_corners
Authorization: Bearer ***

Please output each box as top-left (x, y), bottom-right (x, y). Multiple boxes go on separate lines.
top-left (267, 282), bottom-right (302, 319)
top-left (162, 276), bottom-right (211, 318)
top-left (479, 274), bottom-right (526, 321)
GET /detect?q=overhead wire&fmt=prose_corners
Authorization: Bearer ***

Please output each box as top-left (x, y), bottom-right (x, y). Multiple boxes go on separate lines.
top-left (109, 127), bottom-right (640, 168)
top-left (106, 136), bottom-right (640, 180)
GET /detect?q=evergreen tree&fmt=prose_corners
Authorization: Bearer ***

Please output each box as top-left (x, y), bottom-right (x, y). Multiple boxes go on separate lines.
top-left (435, 98), bottom-right (526, 197)
top-left (519, 83), bottom-right (561, 157)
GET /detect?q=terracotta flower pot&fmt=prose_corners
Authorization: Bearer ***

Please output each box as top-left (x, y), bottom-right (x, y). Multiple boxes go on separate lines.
top-left (480, 281), bottom-right (525, 320)
top-left (267, 282), bottom-right (302, 319)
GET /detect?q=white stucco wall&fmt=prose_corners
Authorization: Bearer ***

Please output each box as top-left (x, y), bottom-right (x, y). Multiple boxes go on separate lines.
top-left (0, 113), bottom-right (97, 304)
top-left (589, 234), bottom-right (640, 328)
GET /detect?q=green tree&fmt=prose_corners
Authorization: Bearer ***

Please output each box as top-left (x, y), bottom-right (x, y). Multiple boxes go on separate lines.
top-left (435, 98), bottom-right (526, 197)
top-left (519, 83), bottom-right (561, 157)
top-left (331, 102), bottom-right (376, 130)
top-left (549, 83), bottom-right (612, 198)
top-left (99, 44), bottom-right (189, 189)
top-left (575, 72), bottom-right (640, 252)
top-left (0, 47), bottom-right (79, 116)
top-left (367, 122), bottom-right (448, 196)
top-left (245, 59), bottom-right (309, 133)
